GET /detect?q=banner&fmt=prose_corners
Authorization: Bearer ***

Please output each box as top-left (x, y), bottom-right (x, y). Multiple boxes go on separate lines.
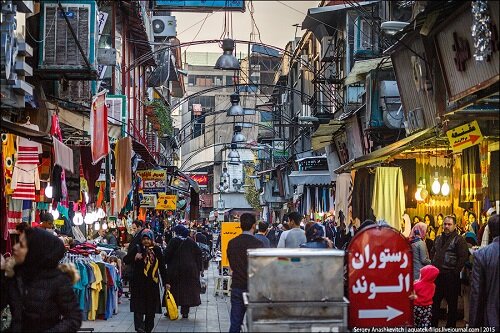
top-left (90, 90), bottom-right (109, 164)
top-left (156, 193), bottom-right (177, 210)
top-left (221, 222), bottom-right (242, 267)
top-left (187, 172), bottom-right (208, 187)
top-left (137, 170), bottom-right (167, 193)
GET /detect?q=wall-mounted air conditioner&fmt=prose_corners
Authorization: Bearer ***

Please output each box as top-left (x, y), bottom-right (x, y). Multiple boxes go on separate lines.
top-left (39, 0), bottom-right (98, 71)
top-left (152, 16), bottom-right (176, 38)
top-left (404, 107), bottom-right (426, 134)
top-left (353, 16), bottom-right (379, 57)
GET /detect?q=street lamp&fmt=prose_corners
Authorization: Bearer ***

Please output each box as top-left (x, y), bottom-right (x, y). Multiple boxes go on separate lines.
top-left (231, 125), bottom-right (246, 144)
top-left (227, 92), bottom-right (245, 116)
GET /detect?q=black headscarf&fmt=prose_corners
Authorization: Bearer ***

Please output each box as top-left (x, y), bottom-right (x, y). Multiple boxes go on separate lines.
top-left (18, 228), bottom-right (66, 280)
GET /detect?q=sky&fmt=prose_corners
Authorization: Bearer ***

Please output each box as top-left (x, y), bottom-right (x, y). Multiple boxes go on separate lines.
top-left (171, 1), bottom-right (319, 53)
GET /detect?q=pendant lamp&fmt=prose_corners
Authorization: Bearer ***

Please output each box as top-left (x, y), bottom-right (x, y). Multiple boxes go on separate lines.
top-left (227, 93), bottom-right (244, 116)
top-left (73, 212), bottom-right (84, 226)
top-left (45, 184), bottom-right (53, 199)
top-left (431, 172), bottom-right (441, 195)
top-left (214, 38), bottom-right (240, 70)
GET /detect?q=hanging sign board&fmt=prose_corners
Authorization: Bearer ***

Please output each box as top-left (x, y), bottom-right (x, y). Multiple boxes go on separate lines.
top-left (446, 120), bottom-right (483, 153)
top-left (156, 193), bottom-right (177, 210)
top-left (140, 194), bottom-right (157, 208)
top-left (348, 225), bottom-right (413, 328)
top-left (137, 170), bottom-right (167, 193)
top-left (155, 0), bottom-right (245, 12)
top-left (221, 222), bottom-right (242, 268)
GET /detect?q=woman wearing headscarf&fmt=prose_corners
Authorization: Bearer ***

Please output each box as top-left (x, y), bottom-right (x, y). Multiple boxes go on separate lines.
top-left (300, 222), bottom-right (333, 248)
top-left (424, 214), bottom-right (436, 254)
top-left (163, 224), bottom-right (203, 319)
top-left (409, 222), bottom-right (432, 280)
top-left (123, 229), bottom-right (167, 333)
top-left (0, 228), bottom-right (82, 332)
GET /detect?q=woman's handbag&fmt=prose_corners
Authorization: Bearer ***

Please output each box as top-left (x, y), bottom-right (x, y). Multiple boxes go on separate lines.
top-left (164, 290), bottom-right (178, 320)
top-left (200, 274), bottom-right (207, 294)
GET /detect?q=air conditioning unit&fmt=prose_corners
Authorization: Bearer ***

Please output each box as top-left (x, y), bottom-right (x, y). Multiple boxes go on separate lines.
top-left (404, 107), bottom-right (426, 134)
top-left (58, 80), bottom-right (91, 104)
top-left (321, 36), bottom-right (335, 62)
top-left (324, 65), bottom-right (339, 84)
top-left (152, 16), bottom-right (176, 38)
top-left (353, 16), bottom-right (379, 57)
top-left (39, 1), bottom-right (98, 71)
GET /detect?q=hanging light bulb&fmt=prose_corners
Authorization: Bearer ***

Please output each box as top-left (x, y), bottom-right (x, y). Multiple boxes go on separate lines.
top-left (441, 177), bottom-right (450, 196)
top-left (73, 212), bottom-right (84, 226)
top-left (415, 178), bottom-right (423, 201)
top-left (431, 171), bottom-right (441, 195)
top-left (420, 179), bottom-right (429, 200)
top-left (97, 208), bottom-right (106, 219)
top-left (49, 207), bottom-right (59, 220)
top-left (102, 221), bottom-right (108, 230)
top-left (94, 221), bottom-right (100, 231)
top-left (84, 212), bottom-right (93, 225)
top-left (45, 185), bottom-right (53, 199)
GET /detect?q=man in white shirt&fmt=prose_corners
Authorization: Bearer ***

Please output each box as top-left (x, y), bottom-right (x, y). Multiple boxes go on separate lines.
top-left (277, 212), bottom-right (306, 248)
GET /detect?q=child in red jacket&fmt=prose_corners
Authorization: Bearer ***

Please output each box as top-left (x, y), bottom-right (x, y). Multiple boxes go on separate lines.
top-left (411, 265), bottom-right (439, 328)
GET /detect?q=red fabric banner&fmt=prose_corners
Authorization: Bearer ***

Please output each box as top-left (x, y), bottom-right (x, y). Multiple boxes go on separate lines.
top-left (90, 91), bottom-right (110, 164)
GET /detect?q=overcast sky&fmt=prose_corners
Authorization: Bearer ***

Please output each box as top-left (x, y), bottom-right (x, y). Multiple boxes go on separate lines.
top-left (172, 1), bottom-right (319, 53)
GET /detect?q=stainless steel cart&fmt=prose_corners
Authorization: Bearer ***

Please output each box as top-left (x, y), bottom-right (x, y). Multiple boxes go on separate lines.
top-left (244, 248), bottom-right (349, 332)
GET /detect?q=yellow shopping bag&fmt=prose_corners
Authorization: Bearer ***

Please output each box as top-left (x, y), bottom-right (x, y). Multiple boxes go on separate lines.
top-left (165, 290), bottom-right (178, 320)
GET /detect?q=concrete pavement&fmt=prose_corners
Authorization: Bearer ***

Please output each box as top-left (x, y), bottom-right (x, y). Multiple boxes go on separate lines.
top-left (81, 260), bottom-right (231, 332)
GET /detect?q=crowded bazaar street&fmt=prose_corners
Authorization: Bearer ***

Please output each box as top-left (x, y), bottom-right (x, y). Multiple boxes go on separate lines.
top-left (1, 0), bottom-right (499, 332)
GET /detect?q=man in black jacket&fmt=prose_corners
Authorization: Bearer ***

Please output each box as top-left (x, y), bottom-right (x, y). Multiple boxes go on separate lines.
top-left (469, 214), bottom-right (499, 329)
top-left (431, 215), bottom-right (469, 328)
top-left (227, 213), bottom-right (263, 333)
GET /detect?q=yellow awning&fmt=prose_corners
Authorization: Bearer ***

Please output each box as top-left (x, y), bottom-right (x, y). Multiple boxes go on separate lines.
top-left (344, 57), bottom-right (392, 86)
top-left (334, 127), bottom-right (436, 173)
top-left (311, 120), bottom-right (344, 151)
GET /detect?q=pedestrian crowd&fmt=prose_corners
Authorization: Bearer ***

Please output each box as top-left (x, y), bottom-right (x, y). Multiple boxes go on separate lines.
top-left (1, 208), bottom-right (498, 332)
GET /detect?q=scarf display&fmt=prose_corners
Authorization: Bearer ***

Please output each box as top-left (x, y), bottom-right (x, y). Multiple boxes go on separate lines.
top-left (371, 167), bottom-right (406, 230)
top-left (460, 145), bottom-right (482, 203)
top-left (114, 137), bottom-right (132, 214)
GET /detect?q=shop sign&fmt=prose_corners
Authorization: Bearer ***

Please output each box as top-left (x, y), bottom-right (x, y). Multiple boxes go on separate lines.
top-left (348, 225), bottom-right (413, 328)
top-left (187, 173), bottom-right (208, 187)
top-left (434, 1), bottom-right (499, 102)
top-left (137, 170), bottom-right (167, 193)
top-left (156, 193), bottom-right (177, 210)
top-left (446, 120), bottom-right (483, 153)
top-left (221, 222), bottom-right (242, 267)
top-left (298, 157), bottom-right (329, 171)
top-left (272, 140), bottom-right (289, 159)
top-left (140, 194), bottom-right (157, 208)
top-left (155, 1), bottom-right (245, 12)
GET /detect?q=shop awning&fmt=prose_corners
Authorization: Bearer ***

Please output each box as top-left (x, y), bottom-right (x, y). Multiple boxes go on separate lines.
top-left (302, 1), bottom-right (379, 34)
top-left (56, 103), bottom-right (122, 139)
top-left (288, 170), bottom-right (334, 186)
top-left (344, 57), bottom-right (393, 86)
top-left (1, 119), bottom-right (52, 145)
top-left (334, 127), bottom-right (436, 174)
top-left (311, 120), bottom-right (344, 151)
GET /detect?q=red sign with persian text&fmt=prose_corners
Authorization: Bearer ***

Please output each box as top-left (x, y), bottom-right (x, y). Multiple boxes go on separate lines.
top-left (348, 225), bottom-right (413, 328)
top-left (188, 173), bottom-right (208, 187)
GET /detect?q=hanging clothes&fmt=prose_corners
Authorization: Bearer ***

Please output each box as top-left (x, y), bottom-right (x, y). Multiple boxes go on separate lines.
top-left (114, 137), bottom-right (132, 214)
top-left (460, 145), bottom-right (482, 203)
top-left (2, 133), bottom-right (16, 195)
top-left (53, 137), bottom-right (74, 173)
top-left (11, 164), bottom-right (40, 201)
top-left (393, 159), bottom-right (417, 209)
top-left (371, 167), bottom-right (406, 230)
top-left (66, 148), bottom-right (81, 202)
top-left (80, 146), bottom-right (104, 203)
top-left (351, 168), bottom-right (375, 223)
top-left (489, 151), bottom-right (499, 201)
top-left (335, 173), bottom-right (352, 229)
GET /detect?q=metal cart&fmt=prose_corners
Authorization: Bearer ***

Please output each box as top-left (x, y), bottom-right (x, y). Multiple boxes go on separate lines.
top-left (244, 248), bottom-right (349, 332)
